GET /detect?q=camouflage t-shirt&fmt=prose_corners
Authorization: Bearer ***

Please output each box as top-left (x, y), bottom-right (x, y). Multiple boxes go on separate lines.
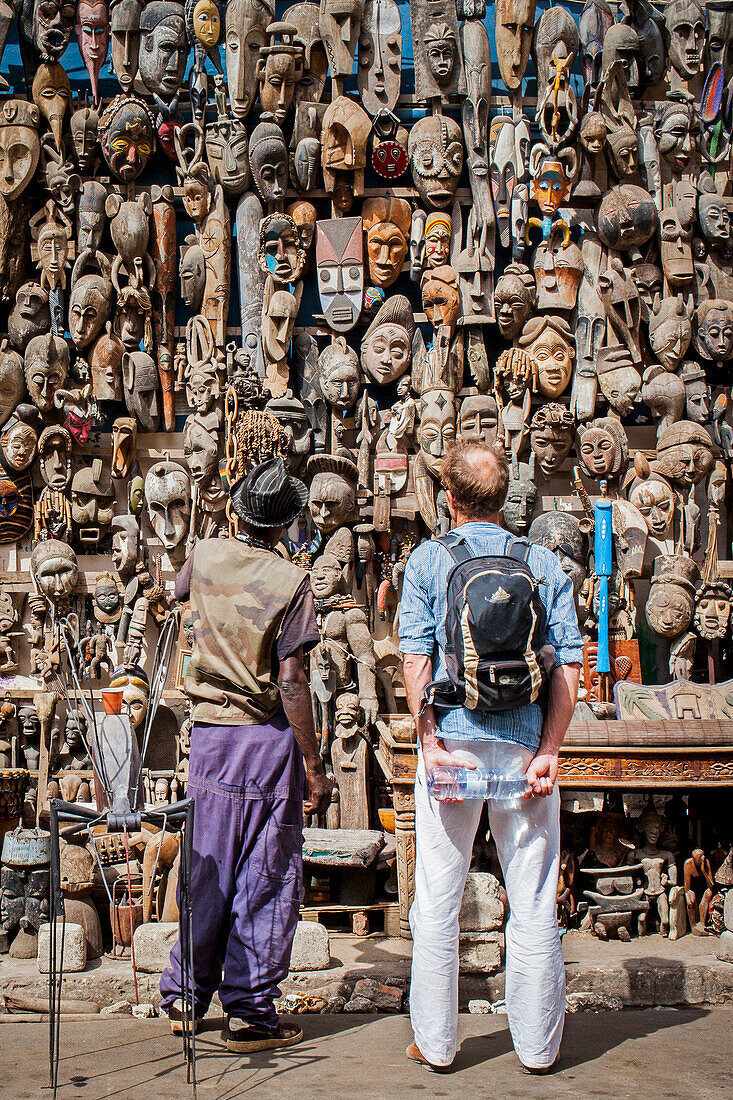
top-left (179, 538), bottom-right (319, 725)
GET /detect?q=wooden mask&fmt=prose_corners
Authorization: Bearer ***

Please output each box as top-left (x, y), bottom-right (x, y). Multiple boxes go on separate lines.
top-left (362, 196), bottom-right (411, 288)
top-left (248, 120), bottom-right (289, 203)
top-left (533, 224), bottom-right (583, 311)
top-left (321, 95), bottom-right (372, 195)
top-left (461, 17), bottom-right (491, 216)
top-left (70, 105), bottom-right (99, 172)
top-left (495, 0), bottom-right (536, 91)
top-left (0, 100), bottom-right (41, 200)
top-left (205, 88), bottom-right (251, 196)
top-left (489, 115), bottom-right (518, 250)
top-left (283, 2), bottom-right (328, 104)
top-left (110, 0), bottom-right (142, 91)
top-left (8, 283), bottom-right (50, 352)
top-left (357, 0), bottom-right (401, 115)
top-left (664, 0), bottom-right (704, 82)
top-left (122, 350), bottom-right (160, 430)
top-left (319, 0), bottom-right (363, 77)
top-left (579, 0), bottom-right (613, 89)
top-left (597, 184), bottom-right (658, 251)
top-left (407, 114), bottom-right (464, 210)
top-left (99, 94), bottom-right (155, 183)
top-left (315, 217), bottom-right (363, 332)
top-left (144, 459), bottom-right (192, 552)
top-left (413, 0), bottom-right (464, 100)
top-left (138, 1), bottom-right (188, 101)
top-left (518, 314), bottom-right (574, 399)
top-left (75, 0), bottom-right (109, 104)
top-left (24, 332), bottom-right (69, 416)
top-left (257, 211), bottom-right (306, 285)
top-left (32, 63), bottom-right (71, 153)
top-left (256, 20), bottom-right (304, 126)
top-left (225, 0), bottom-right (275, 119)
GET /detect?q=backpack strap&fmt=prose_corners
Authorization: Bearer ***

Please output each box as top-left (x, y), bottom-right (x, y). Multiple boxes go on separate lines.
top-left (507, 537), bottom-right (532, 565)
top-left (435, 531), bottom-right (473, 566)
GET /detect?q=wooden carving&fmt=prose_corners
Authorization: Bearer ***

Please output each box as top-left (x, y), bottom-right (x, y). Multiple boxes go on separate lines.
top-left (358, 0), bottom-right (401, 116)
top-left (315, 217), bottom-right (363, 332)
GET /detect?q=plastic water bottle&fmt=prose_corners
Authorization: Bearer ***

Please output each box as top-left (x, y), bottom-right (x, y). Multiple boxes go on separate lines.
top-left (427, 766), bottom-right (529, 802)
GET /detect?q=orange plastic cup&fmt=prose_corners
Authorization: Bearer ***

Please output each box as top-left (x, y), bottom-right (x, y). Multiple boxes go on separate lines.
top-left (101, 688), bottom-right (124, 715)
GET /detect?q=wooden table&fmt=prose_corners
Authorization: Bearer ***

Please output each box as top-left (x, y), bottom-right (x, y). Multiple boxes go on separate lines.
top-left (376, 718), bottom-right (733, 939)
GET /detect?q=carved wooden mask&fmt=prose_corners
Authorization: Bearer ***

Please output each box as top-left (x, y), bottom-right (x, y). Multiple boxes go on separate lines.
top-left (495, 0), bottom-right (536, 91)
top-left (315, 217), bottom-right (363, 332)
top-left (138, 1), bottom-right (188, 101)
top-left (110, 0), bottom-right (142, 91)
top-left (0, 100), bottom-right (41, 200)
top-left (357, 0), bottom-right (401, 115)
top-left (319, 0), bottom-right (363, 77)
top-left (407, 114), bottom-right (463, 210)
top-left (283, 2), bottom-right (328, 104)
top-left (75, 0), bottom-right (109, 103)
top-left (413, 0), bottom-right (464, 100)
top-left (225, 0), bottom-right (275, 119)
top-left (99, 94), bottom-right (155, 183)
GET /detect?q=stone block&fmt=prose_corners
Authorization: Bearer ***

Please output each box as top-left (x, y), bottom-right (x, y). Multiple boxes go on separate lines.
top-left (468, 999), bottom-right (492, 1014)
top-left (37, 923), bottom-right (87, 973)
top-left (289, 921), bottom-right (330, 971)
top-left (9, 929), bottom-right (38, 958)
top-left (566, 992), bottom-right (624, 1013)
top-left (458, 932), bottom-right (502, 974)
top-left (717, 930), bottom-right (733, 964)
top-left (133, 922), bottom-right (178, 973)
top-left (350, 978), bottom-right (404, 1012)
top-left (459, 873), bottom-right (505, 932)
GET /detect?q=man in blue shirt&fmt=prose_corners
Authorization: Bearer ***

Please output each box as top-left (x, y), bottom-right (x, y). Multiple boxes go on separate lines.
top-left (399, 440), bottom-right (583, 1075)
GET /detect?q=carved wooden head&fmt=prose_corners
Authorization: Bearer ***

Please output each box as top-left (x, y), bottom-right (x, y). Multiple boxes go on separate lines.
top-left (357, 0), bottom-right (401, 115)
top-left (225, 0), bottom-right (275, 119)
top-left (407, 114), bottom-right (463, 210)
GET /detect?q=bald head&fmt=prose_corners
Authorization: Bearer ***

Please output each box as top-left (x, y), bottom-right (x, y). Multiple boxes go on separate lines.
top-left (440, 441), bottom-right (509, 520)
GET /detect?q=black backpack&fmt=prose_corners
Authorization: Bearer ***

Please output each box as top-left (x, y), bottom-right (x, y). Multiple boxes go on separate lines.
top-left (424, 531), bottom-right (551, 714)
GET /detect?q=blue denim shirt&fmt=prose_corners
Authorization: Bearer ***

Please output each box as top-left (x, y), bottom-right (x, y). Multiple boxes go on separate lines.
top-left (398, 523), bottom-right (584, 751)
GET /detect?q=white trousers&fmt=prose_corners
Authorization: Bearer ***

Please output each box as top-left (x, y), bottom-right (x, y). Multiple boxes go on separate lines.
top-left (409, 739), bottom-right (565, 1069)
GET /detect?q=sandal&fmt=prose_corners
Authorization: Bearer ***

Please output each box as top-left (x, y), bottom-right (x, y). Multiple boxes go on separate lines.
top-left (405, 1042), bottom-right (453, 1073)
top-left (225, 1017), bottom-right (304, 1053)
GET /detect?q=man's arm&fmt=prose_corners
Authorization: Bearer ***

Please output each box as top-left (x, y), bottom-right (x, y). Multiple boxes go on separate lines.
top-left (279, 651), bottom-right (333, 816)
top-left (524, 663), bottom-right (580, 799)
top-left (403, 653), bottom-right (475, 774)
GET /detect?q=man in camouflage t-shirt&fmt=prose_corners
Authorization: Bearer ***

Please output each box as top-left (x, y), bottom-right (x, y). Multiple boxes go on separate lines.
top-left (161, 458), bottom-right (332, 1053)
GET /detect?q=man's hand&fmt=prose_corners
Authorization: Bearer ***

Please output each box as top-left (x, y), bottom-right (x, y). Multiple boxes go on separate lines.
top-left (524, 751), bottom-right (558, 799)
top-left (304, 766), bottom-right (333, 817)
top-left (422, 738), bottom-right (477, 776)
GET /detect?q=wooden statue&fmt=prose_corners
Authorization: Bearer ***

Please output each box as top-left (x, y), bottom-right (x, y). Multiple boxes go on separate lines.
top-left (151, 184), bottom-right (177, 431)
top-left (331, 693), bottom-right (370, 830)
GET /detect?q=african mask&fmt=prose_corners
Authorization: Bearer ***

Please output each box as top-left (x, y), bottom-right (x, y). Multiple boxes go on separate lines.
top-left (597, 346), bottom-right (642, 416)
top-left (90, 325), bottom-right (124, 401)
top-left (114, 286), bottom-right (153, 352)
top-left (31, 539), bottom-right (79, 601)
top-left (24, 333), bottom-right (69, 417)
top-left (185, 362), bottom-right (220, 422)
top-left (421, 265), bottom-right (461, 334)
top-left (629, 475), bottom-right (676, 540)
top-left (357, 0), bottom-right (401, 115)
top-left (110, 416), bottom-right (137, 479)
top-left (283, 2), bottom-right (327, 104)
top-left (495, 0), bottom-right (536, 91)
top-left (122, 351), bottom-right (160, 432)
top-left (248, 120), bottom-right (288, 203)
top-left (529, 403), bottom-right (574, 479)
top-left (69, 106), bottom-right (98, 172)
top-left (257, 212), bottom-right (305, 285)
top-left (8, 283), bottom-right (50, 352)
top-left (19, 0), bottom-right (77, 67)
top-left (205, 111), bottom-right (251, 197)
top-left (93, 571), bottom-right (122, 624)
top-left (0, 411), bottom-right (37, 473)
top-left (665, 0), bottom-right (704, 82)
top-left (418, 389), bottom-right (456, 478)
top-left (317, 339), bottom-right (360, 411)
top-left (680, 362), bottom-right (711, 424)
top-left (31, 63), bottom-right (71, 154)
top-left (109, 664), bottom-right (149, 730)
top-left (321, 95), bottom-right (371, 196)
top-left (489, 116), bottom-right (518, 250)
top-left (632, 262), bottom-right (663, 320)
top-left (111, 514), bottom-right (140, 578)
top-left (699, 192), bottom-right (732, 251)
top-left (307, 453), bottom-right (358, 532)
top-left (315, 217), bottom-right (363, 333)
top-left (646, 554), bottom-right (699, 638)
top-left (597, 184), bottom-right (658, 251)
top-left (145, 460), bottom-right (192, 552)
top-left (461, 18), bottom-right (491, 195)
top-left (659, 209), bottom-right (694, 289)
top-left (69, 274), bottom-right (112, 350)
top-left (413, 0), bottom-right (463, 101)
top-left (70, 458), bottom-right (115, 545)
top-left (529, 146), bottom-right (576, 219)
top-left (37, 424), bottom-right (71, 489)
top-left (0, 100), bottom-right (41, 200)
top-left (225, 0), bottom-right (275, 119)
top-left (138, 2), bottom-right (188, 100)
top-left (256, 20), bottom-right (303, 125)
top-left (504, 453), bottom-right (537, 536)
top-left (182, 416), bottom-right (220, 490)
top-left (653, 421), bottom-right (714, 490)
top-left (654, 101), bottom-right (699, 178)
top-left (0, 465), bottom-right (33, 544)
top-left (458, 394), bottom-right (498, 446)
top-left (648, 294), bottom-right (693, 371)
top-left (262, 286), bottom-right (298, 377)
top-left (362, 197), bottom-right (411, 288)
top-left (579, 0), bottom-right (613, 88)
top-left (601, 23), bottom-right (641, 95)
top-left (180, 237), bottom-right (206, 310)
top-left (533, 226), bottom-right (583, 311)
top-left (265, 394), bottom-right (311, 473)
top-left (110, 0), bottom-right (142, 91)
top-left (577, 417), bottom-right (629, 480)
top-left (641, 365), bottom-right (685, 434)
top-left (99, 95), bottom-right (155, 183)
top-left (694, 581), bottom-right (732, 641)
top-left (361, 294), bottom-right (413, 385)
top-left (695, 299), bottom-right (733, 362)
top-left (493, 262), bottom-right (536, 341)
top-left (518, 315), bottom-right (574, 399)
top-left (606, 123), bottom-right (639, 180)
top-left (0, 345), bottom-right (26, 430)
top-left (408, 114), bottom-right (463, 211)
top-left (424, 212), bottom-right (452, 270)
top-left (76, 180), bottom-right (106, 256)
top-left (319, 0), bottom-right (362, 76)
top-left (75, 0), bottom-right (109, 103)
top-left (529, 511), bottom-right (587, 598)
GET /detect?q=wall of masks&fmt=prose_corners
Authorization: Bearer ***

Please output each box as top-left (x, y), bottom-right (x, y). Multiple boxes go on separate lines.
top-left (0, 0), bottom-right (730, 930)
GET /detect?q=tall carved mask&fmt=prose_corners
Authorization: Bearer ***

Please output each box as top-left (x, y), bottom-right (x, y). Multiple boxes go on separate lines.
top-left (495, 0), bottom-right (536, 90)
top-left (70, 106), bottom-right (99, 172)
top-left (110, 0), bottom-right (142, 92)
top-left (122, 350), bottom-right (160, 431)
top-left (319, 0), bottom-right (363, 77)
top-left (145, 460), bottom-right (192, 552)
top-left (283, 2), bottom-right (328, 104)
top-left (489, 116), bottom-right (517, 250)
top-left (75, 0), bottom-right (109, 103)
top-left (578, 0), bottom-right (613, 89)
top-left (357, 0), bottom-right (401, 115)
top-left (225, 0), bottom-right (275, 119)
top-left (315, 217), bottom-right (363, 332)
top-left (533, 226), bottom-right (583, 311)
top-left (0, 100), bottom-right (41, 200)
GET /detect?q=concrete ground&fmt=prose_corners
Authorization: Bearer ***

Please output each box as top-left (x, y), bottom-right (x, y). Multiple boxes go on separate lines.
top-left (2, 1007), bottom-right (732, 1100)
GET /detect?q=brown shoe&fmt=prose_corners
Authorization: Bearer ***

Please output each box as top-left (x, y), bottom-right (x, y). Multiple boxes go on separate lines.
top-left (167, 998), bottom-right (203, 1035)
top-left (226, 1018), bottom-right (304, 1053)
top-left (405, 1041), bottom-right (453, 1073)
